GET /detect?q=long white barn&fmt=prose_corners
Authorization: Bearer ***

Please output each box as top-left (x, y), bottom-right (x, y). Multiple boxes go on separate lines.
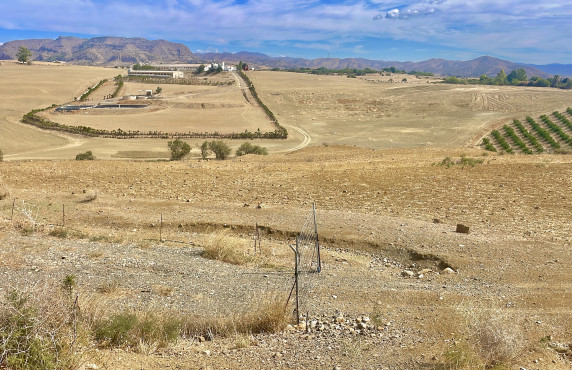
top-left (127, 69), bottom-right (185, 78)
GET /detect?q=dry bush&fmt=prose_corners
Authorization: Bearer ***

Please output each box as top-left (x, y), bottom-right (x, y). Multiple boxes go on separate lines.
top-left (181, 293), bottom-right (289, 339)
top-left (444, 305), bottom-right (526, 368)
top-left (96, 280), bottom-right (121, 295)
top-left (201, 229), bottom-right (249, 265)
top-left (0, 280), bottom-right (86, 369)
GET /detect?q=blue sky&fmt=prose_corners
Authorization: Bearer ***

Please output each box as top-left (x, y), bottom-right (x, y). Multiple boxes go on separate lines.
top-left (0, 0), bottom-right (571, 64)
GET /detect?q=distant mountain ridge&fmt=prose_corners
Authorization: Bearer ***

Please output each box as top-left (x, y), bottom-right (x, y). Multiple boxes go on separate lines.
top-left (198, 52), bottom-right (553, 78)
top-left (0, 36), bottom-right (195, 65)
top-left (0, 36), bottom-right (566, 78)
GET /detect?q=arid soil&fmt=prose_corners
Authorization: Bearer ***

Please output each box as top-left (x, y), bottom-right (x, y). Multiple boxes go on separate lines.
top-left (1, 146), bottom-right (572, 368)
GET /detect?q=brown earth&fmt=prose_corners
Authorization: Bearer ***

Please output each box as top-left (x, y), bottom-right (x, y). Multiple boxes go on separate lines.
top-left (1, 146), bottom-right (571, 368)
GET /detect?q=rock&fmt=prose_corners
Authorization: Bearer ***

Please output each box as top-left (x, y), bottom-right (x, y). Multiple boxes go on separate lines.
top-left (357, 321), bottom-right (367, 330)
top-left (202, 350), bottom-right (211, 356)
top-left (401, 270), bottom-right (414, 277)
top-left (442, 267), bottom-right (455, 274)
top-left (433, 218), bottom-right (441, 224)
top-left (456, 224), bottom-right (470, 234)
top-left (285, 324), bottom-right (295, 331)
top-left (548, 342), bottom-right (570, 353)
top-left (197, 336), bottom-right (206, 343)
top-left (418, 268), bottom-right (432, 275)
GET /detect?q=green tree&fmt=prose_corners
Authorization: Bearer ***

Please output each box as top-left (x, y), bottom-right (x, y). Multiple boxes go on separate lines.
top-left (155, 86), bottom-right (162, 94)
top-left (200, 141), bottom-right (210, 159)
top-left (493, 69), bottom-right (509, 85)
top-left (16, 46), bottom-right (32, 63)
top-left (168, 139), bottom-right (191, 160)
top-left (236, 142), bottom-right (268, 156)
top-left (75, 151), bottom-right (95, 160)
top-left (209, 140), bottom-right (231, 160)
top-left (197, 64), bottom-right (205, 74)
top-left (550, 75), bottom-right (561, 88)
top-left (507, 68), bottom-right (527, 84)
top-left (534, 78), bottom-right (550, 87)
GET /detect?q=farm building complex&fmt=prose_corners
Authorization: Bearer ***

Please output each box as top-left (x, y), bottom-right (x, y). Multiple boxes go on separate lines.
top-left (127, 69), bottom-right (184, 78)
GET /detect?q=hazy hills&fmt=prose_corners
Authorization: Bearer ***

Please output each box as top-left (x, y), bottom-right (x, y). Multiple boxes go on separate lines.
top-left (1, 36), bottom-right (568, 78)
top-left (198, 52), bottom-right (552, 78)
top-left (0, 36), bottom-right (195, 65)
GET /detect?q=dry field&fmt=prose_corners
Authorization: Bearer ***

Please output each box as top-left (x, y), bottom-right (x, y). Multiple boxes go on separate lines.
top-left (1, 62), bottom-right (572, 369)
top-left (1, 146), bottom-right (572, 368)
top-left (46, 76), bottom-right (275, 135)
top-left (249, 71), bottom-right (572, 149)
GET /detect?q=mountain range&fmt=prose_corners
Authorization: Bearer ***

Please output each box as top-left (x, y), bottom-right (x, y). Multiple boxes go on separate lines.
top-left (0, 36), bottom-right (195, 65)
top-left (1, 36), bottom-right (569, 78)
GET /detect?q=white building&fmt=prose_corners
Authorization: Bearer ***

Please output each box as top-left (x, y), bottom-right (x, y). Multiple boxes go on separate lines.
top-left (128, 69), bottom-right (184, 78)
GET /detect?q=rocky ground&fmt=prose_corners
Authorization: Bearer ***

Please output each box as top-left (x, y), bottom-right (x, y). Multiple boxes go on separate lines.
top-left (1, 145), bottom-right (571, 369)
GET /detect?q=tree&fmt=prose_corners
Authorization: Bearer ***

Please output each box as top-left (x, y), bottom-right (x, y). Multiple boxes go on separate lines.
top-left (155, 86), bottom-right (162, 94)
top-left (493, 70), bottom-right (509, 85)
top-left (16, 46), bottom-right (32, 63)
top-left (75, 151), bottom-right (95, 160)
top-left (200, 141), bottom-right (210, 159)
top-left (168, 139), bottom-right (191, 160)
top-left (236, 142), bottom-right (268, 156)
top-left (201, 140), bottom-right (231, 160)
top-left (507, 68), bottom-right (527, 84)
top-left (197, 64), bottom-right (205, 74)
top-left (209, 141), bottom-right (231, 160)
top-left (551, 75), bottom-right (561, 88)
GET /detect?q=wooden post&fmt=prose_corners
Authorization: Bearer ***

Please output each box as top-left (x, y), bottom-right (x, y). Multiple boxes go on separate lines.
top-left (294, 236), bottom-right (300, 324)
top-left (313, 202), bottom-right (321, 272)
top-left (11, 199), bottom-right (16, 221)
top-left (62, 204), bottom-right (65, 227)
top-left (287, 240), bottom-right (300, 325)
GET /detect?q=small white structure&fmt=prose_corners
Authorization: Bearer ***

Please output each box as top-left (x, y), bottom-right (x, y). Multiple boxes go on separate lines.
top-left (127, 69), bottom-right (184, 78)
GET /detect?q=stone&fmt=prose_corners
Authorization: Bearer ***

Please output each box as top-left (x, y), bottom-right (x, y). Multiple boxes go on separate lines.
top-left (401, 270), bottom-right (414, 277)
top-left (198, 336), bottom-right (206, 343)
top-left (456, 224), bottom-right (470, 234)
top-left (418, 268), bottom-right (432, 275)
top-left (442, 267), bottom-right (455, 274)
top-left (202, 350), bottom-right (211, 356)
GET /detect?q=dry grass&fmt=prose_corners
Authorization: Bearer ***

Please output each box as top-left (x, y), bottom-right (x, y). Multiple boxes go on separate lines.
top-left (0, 280), bottom-right (86, 369)
top-left (443, 304), bottom-right (526, 368)
top-left (201, 229), bottom-right (250, 265)
top-left (181, 293), bottom-right (290, 339)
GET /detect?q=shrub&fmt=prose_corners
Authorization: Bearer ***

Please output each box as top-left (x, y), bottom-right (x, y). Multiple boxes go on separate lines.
top-left (75, 151), bottom-right (95, 160)
top-left (93, 311), bottom-right (181, 350)
top-left (168, 139), bottom-right (191, 160)
top-left (0, 282), bottom-right (84, 369)
top-left (201, 140), bottom-right (231, 160)
top-left (236, 142), bottom-right (268, 156)
top-left (0, 148), bottom-right (3, 161)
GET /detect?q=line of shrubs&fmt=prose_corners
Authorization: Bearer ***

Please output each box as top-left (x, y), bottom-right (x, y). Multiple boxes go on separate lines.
top-left (239, 70), bottom-right (288, 139)
top-left (79, 79), bottom-right (107, 101)
top-left (22, 106), bottom-right (287, 140)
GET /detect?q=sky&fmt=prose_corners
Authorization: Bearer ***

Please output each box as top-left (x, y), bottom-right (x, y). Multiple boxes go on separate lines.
top-left (0, 0), bottom-right (571, 64)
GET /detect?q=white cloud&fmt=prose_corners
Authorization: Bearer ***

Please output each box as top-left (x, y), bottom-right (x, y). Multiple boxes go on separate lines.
top-left (0, 0), bottom-right (571, 63)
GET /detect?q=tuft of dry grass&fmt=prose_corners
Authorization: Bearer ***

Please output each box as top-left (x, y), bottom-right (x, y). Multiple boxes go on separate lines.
top-left (201, 229), bottom-right (249, 265)
top-left (443, 304), bottom-right (526, 369)
top-left (181, 293), bottom-right (289, 339)
top-left (97, 280), bottom-right (121, 295)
